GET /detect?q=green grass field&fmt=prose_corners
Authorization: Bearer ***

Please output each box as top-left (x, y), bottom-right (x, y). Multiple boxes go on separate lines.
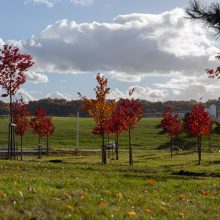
top-left (0, 151), bottom-right (220, 219)
top-left (0, 117), bottom-right (220, 219)
top-left (0, 117), bottom-right (220, 152)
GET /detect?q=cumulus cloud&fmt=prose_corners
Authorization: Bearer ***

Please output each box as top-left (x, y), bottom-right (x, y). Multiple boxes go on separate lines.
top-left (19, 8), bottom-right (218, 82)
top-left (46, 91), bottom-right (71, 100)
top-left (25, 71), bottom-right (49, 83)
top-left (108, 74), bottom-right (220, 102)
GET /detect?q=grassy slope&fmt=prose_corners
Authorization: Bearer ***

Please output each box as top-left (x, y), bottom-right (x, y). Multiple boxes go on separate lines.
top-left (0, 117), bottom-right (220, 151)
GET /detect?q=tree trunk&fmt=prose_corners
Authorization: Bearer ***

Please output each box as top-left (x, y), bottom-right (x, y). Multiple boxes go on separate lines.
top-left (116, 134), bottom-right (119, 160)
top-left (8, 91), bottom-right (16, 160)
top-left (46, 136), bottom-right (49, 156)
top-left (129, 127), bottom-right (133, 166)
top-left (198, 136), bottom-right (202, 165)
top-left (20, 135), bottom-right (23, 160)
top-left (101, 127), bottom-right (106, 165)
top-left (170, 136), bottom-right (173, 158)
top-left (38, 135), bottom-right (42, 159)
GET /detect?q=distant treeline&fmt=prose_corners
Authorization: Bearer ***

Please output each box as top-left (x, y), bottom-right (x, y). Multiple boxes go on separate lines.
top-left (0, 98), bottom-right (219, 117)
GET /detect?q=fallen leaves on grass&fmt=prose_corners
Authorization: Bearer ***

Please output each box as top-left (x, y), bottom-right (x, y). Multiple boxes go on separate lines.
top-left (147, 179), bottom-right (156, 186)
top-left (0, 191), bottom-right (6, 198)
top-left (127, 211), bottom-right (136, 217)
top-left (144, 208), bottom-right (152, 214)
top-left (65, 204), bottom-right (74, 210)
top-left (116, 192), bottom-right (123, 200)
top-left (178, 194), bottom-right (185, 201)
top-left (201, 191), bottom-right (209, 196)
top-left (98, 201), bottom-right (107, 207)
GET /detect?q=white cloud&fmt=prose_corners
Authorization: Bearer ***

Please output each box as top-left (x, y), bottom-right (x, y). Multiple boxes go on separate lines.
top-left (29, 0), bottom-right (58, 8)
top-left (16, 89), bottom-right (36, 102)
top-left (27, 0), bottom-right (92, 7)
top-left (19, 8), bottom-right (218, 82)
top-left (25, 71), bottom-right (49, 83)
top-left (70, 0), bottom-right (93, 6)
top-left (108, 74), bottom-right (220, 102)
top-left (46, 91), bottom-right (71, 100)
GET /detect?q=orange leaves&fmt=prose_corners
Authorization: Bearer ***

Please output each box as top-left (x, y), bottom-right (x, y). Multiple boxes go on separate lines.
top-left (147, 179), bottom-right (156, 186)
top-left (201, 191), bottom-right (210, 196)
top-left (78, 73), bottom-right (116, 133)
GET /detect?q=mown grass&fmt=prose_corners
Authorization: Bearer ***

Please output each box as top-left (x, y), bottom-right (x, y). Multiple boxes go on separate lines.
top-left (0, 117), bottom-right (220, 152)
top-left (0, 150), bottom-right (220, 219)
top-left (0, 117), bottom-right (220, 219)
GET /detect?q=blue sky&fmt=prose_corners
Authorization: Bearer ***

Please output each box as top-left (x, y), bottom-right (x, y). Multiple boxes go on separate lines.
top-left (0, 0), bottom-right (219, 102)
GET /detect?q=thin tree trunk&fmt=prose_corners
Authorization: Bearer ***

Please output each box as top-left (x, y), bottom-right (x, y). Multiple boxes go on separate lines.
top-left (20, 135), bottom-right (23, 160)
top-left (116, 133), bottom-right (119, 160)
top-left (198, 136), bottom-right (202, 165)
top-left (129, 127), bottom-right (133, 166)
top-left (38, 135), bottom-right (41, 159)
top-left (101, 127), bottom-right (106, 165)
top-left (170, 136), bottom-right (173, 158)
top-left (8, 91), bottom-right (16, 160)
top-left (46, 136), bottom-right (49, 156)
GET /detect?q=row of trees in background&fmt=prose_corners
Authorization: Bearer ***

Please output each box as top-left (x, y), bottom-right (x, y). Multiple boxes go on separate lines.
top-left (79, 74), bottom-right (143, 166)
top-left (13, 98), bottom-right (54, 160)
top-left (1, 99), bottom-right (220, 117)
top-left (161, 104), bottom-right (212, 165)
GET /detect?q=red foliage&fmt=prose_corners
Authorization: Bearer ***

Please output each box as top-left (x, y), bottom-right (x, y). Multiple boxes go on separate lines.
top-left (186, 103), bottom-right (212, 137)
top-left (0, 45), bottom-right (34, 97)
top-left (117, 98), bottom-right (143, 130)
top-left (206, 54), bottom-right (220, 79)
top-left (161, 107), bottom-right (184, 137)
top-left (30, 107), bottom-right (54, 139)
top-left (13, 97), bottom-right (30, 137)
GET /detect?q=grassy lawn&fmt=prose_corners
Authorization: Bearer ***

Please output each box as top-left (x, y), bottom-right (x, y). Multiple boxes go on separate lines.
top-left (0, 150), bottom-right (220, 219)
top-left (0, 117), bottom-right (220, 152)
top-left (0, 117), bottom-right (220, 219)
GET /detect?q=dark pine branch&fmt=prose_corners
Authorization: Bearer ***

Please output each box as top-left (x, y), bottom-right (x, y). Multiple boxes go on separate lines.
top-left (186, 0), bottom-right (220, 35)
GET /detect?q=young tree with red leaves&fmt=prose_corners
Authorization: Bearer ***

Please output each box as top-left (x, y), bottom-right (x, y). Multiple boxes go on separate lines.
top-left (78, 73), bottom-right (115, 164)
top-left (30, 107), bottom-right (48, 145)
top-left (118, 97), bottom-right (143, 166)
top-left (104, 106), bottom-right (127, 160)
top-left (161, 107), bottom-right (184, 157)
top-left (186, 103), bottom-right (212, 165)
top-left (13, 97), bottom-right (30, 160)
top-left (44, 117), bottom-right (55, 156)
top-left (0, 45), bottom-right (34, 159)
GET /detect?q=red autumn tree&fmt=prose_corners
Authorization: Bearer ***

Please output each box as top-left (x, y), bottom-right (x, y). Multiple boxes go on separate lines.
top-left (118, 97), bottom-right (143, 166)
top-left (30, 107), bottom-right (48, 145)
top-left (161, 107), bottom-right (184, 157)
top-left (78, 73), bottom-right (116, 165)
top-left (186, 103), bottom-right (212, 165)
top-left (44, 117), bottom-right (55, 156)
top-left (104, 106), bottom-right (127, 160)
top-left (13, 97), bottom-right (30, 160)
top-left (0, 44), bottom-right (34, 159)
